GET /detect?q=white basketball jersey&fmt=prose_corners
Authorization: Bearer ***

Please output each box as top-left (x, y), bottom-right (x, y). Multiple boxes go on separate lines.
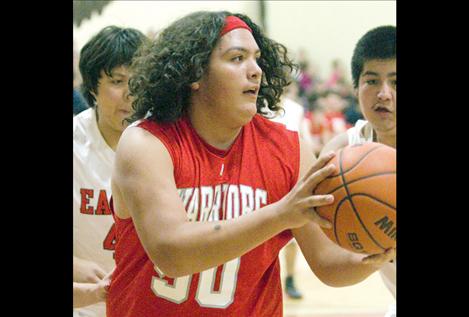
top-left (73, 108), bottom-right (116, 317)
top-left (346, 119), bottom-right (396, 299)
top-left (270, 97), bottom-right (304, 132)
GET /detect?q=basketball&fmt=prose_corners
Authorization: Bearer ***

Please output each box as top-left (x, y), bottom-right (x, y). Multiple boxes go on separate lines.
top-left (315, 142), bottom-right (396, 255)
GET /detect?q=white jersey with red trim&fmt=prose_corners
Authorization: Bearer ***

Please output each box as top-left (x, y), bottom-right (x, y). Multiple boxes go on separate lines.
top-left (73, 108), bottom-right (116, 317)
top-left (347, 119), bottom-right (396, 315)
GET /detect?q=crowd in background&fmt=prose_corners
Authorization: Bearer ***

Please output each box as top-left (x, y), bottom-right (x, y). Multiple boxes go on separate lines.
top-left (289, 50), bottom-right (363, 155)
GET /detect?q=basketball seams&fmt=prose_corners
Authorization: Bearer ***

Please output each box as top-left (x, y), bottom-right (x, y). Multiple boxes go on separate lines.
top-left (339, 143), bottom-right (384, 175)
top-left (349, 193), bottom-right (396, 211)
top-left (323, 143), bottom-right (384, 179)
top-left (338, 146), bottom-right (386, 253)
top-left (332, 195), bottom-right (352, 249)
top-left (325, 171), bottom-right (396, 195)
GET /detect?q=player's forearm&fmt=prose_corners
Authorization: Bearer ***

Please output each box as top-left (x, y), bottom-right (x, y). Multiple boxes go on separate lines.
top-left (73, 282), bottom-right (102, 308)
top-left (149, 202), bottom-right (287, 277)
top-left (73, 256), bottom-right (90, 282)
top-left (312, 249), bottom-right (380, 287)
top-left (73, 256), bottom-right (105, 283)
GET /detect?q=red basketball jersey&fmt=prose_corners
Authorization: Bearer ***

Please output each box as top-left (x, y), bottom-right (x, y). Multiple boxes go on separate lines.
top-left (107, 115), bottom-right (300, 317)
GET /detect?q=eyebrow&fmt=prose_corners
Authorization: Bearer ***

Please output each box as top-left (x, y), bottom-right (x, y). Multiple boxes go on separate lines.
top-left (109, 72), bottom-right (127, 78)
top-left (223, 46), bottom-right (261, 55)
top-left (362, 71), bottom-right (396, 77)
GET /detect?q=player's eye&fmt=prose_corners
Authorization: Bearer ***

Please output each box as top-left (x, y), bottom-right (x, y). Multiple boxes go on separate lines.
top-left (366, 79), bottom-right (378, 85)
top-left (231, 55), bottom-right (243, 62)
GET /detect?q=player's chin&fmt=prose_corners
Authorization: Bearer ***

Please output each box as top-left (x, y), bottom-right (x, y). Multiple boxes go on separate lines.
top-left (370, 116), bottom-right (395, 129)
top-left (238, 103), bottom-right (258, 123)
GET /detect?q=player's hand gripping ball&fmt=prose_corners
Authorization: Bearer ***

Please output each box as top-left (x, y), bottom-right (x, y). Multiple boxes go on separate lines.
top-left (315, 142), bottom-right (396, 254)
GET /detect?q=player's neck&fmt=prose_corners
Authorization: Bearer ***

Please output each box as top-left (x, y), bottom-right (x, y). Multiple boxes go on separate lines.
top-left (95, 114), bottom-right (122, 151)
top-left (187, 107), bottom-right (242, 151)
top-left (375, 132), bottom-right (396, 149)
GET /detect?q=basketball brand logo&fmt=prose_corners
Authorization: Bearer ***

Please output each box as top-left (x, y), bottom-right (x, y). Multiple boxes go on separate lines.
top-left (346, 232), bottom-right (365, 252)
top-left (374, 216), bottom-right (397, 240)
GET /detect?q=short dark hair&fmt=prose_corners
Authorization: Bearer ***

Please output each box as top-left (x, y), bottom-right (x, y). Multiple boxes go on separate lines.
top-left (128, 11), bottom-right (296, 123)
top-left (79, 26), bottom-right (147, 107)
top-left (351, 25), bottom-right (396, 89)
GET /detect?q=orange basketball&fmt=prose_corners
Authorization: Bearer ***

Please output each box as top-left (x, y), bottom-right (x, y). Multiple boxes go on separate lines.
top-left (315, 142), bottom-right (396, 255)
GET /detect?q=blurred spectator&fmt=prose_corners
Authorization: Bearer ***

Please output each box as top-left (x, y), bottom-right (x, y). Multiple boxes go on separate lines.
top-left (343, 93), bottom-right (363, 126)
top-left (303, 90), bottom-right (349, 153)
top-left (74, 42), bottom-right (89, 115)
top-left (324, 58), bottom-right (347, 89)
top-left (73, 88), bottom-right (89, 116)
top-left (298, 61), bottom-right (314, 95)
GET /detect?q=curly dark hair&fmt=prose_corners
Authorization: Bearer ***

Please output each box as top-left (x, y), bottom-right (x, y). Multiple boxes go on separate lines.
top-left (351, 25), bottom-right (396, 89)
top-left (127, 11), bottom-right (296, 123)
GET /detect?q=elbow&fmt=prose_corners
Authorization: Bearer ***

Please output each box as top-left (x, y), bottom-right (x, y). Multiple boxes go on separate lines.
top-left (318, 276), bottom-right (349, 288)
top-left (313, 267), bottom-right (351, 288)
top-left (148, 242), bottom-right (191, 278)
top-left (152, 262), bottom-right (185, 279)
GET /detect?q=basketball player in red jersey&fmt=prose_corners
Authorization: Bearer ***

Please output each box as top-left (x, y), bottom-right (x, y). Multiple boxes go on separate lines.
top-left (108, 12), bottom-right (395, 317)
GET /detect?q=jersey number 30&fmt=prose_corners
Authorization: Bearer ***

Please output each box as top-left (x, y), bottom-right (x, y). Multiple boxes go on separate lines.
top-left (151, 257), bottom-right (240, 308)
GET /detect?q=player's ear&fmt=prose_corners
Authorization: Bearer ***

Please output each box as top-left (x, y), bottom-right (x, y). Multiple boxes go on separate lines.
top-left (190, 82), bottom-right (200, 91)
top-left (353, 87), bottom-right (358, 98)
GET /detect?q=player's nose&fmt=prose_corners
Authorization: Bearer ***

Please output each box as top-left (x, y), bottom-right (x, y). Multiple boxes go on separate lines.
top-left (377, 82), bottom-right (392, 101)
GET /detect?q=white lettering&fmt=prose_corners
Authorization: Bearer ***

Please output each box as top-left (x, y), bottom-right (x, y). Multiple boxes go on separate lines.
top-left (186, 188), bottom-right (199, 222)
top-left (226, 185), bottom-right (240, 220)
top-left (240, 185), bottom-right (254, 215)
top-left (200, 186), bottom-right (214, 222)
top-left (209, 185), bottom-right (222, 222)
top-left (255, 188), bottom-right (268, 210)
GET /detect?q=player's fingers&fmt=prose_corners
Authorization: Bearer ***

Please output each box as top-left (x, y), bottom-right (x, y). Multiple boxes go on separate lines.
top-left (87, 276), bottom-right (101, 283)
top-left (102, 268), bottom-right (115, 283)
top-left (304, 209), bottom-right (332, 229)
top-left (94, 267), bottom-right (107, 280)
top-left (301, 195), bottom-right (334, 229)
top-left (362, 248), bottom-right (396, 265)
top-left (302, 194), bottom-right (335, 207)
top-left (302, 151), bottom-right (335, 181)
top-left (303, 163), bottom-right (337, 193)
top-left (383, 248), bottom-right (396, 261)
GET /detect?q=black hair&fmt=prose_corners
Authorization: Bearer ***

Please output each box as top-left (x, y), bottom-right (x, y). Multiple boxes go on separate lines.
top-left (128, 11), bottom-right (296, 123)
top-left (351, 25), bottom-right (396, 89)
top-left (79, 26), bottom-right (147, 107)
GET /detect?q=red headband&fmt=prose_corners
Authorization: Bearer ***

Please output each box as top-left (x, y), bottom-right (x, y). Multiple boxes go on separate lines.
top-left (220, 16), bottom-right (252, 37)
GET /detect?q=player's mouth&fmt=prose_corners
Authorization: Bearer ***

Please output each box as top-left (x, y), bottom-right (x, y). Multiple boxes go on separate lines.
top-left (374, 105), bottom-right (393, 114)
top-left (243, 86), bottom-right (259, 97)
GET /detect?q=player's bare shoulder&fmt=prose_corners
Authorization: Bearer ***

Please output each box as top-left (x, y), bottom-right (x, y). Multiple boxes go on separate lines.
top-left (116, 125), bottom-right (166, 166)
top-left (320, 132), bottom-right (349, 157)
top-left (112, 124), bottom-right (176, 219)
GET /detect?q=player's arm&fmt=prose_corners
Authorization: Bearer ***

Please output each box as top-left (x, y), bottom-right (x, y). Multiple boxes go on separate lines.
top-left (112, 126), bottom-right (334, 278)
top-left (73, 256), bottom-right (106, 283)
top-left (319, 131), bottom-right (349, 156)
top-left (292, 137), bottom-right (395, 287)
